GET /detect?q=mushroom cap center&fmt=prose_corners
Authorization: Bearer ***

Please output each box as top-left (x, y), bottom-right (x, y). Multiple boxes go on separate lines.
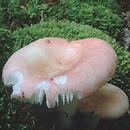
top-left (23, 39), bottom-right (82, 78)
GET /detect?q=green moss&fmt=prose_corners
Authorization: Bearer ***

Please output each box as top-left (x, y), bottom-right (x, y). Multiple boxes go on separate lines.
top-left (0, 28), bottom-right (13, 73)
top-left (0, 0), bottom-right (46, 29)
top-left (1, 0), bottom-right (122, 38)
top-left (11, 20), bottom-right (130, 88)
top-left (78, 0), bottom-right (120, 11)
top-left (47, 3), bottom-right (122, 38)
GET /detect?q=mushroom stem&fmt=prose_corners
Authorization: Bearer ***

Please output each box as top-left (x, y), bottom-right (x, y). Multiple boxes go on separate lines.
top-left (78, 83), bottom-right (129, 119)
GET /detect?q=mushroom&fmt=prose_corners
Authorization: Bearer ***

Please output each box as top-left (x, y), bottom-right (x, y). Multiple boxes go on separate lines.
top-left (2, 37), bottom-right (118, 108)
top-left (78, 83), bottom-right (129, 119)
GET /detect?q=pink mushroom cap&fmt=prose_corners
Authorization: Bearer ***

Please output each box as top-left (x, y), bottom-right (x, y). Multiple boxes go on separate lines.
top-left (2, 37), bottom-right (118, 108)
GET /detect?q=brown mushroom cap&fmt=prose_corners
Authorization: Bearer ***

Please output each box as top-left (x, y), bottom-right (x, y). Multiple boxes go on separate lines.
top-left (78, 83), bottom-right (129, 119)
top-left (2, 38), bottom-right (118, 108)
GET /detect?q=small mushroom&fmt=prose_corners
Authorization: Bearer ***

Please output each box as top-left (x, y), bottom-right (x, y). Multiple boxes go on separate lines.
top-left (2, 37), bottom-right (118, 108)
top-left (78, 83), bottom-right (129, 119)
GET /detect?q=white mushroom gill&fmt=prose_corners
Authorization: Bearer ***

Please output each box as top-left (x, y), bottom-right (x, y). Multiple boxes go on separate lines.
top-left (54, 94), bottom-right (59, 106)
top-left (6, 72), bottom-right (24, 98)
top-left (53, 92), bottom-right (74, 107)
top-left (11, 82), bottom-right (22, 98)
top-left (35, 81), bottom-right (49, 104)
top-left (3, 71), bottom-right (23, 86)
top-left (53, 75), bottom-right (68, 86)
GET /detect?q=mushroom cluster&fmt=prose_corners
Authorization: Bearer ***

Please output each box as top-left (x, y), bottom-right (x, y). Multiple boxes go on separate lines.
top-left (2, 37), bottom-right (129, 119)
